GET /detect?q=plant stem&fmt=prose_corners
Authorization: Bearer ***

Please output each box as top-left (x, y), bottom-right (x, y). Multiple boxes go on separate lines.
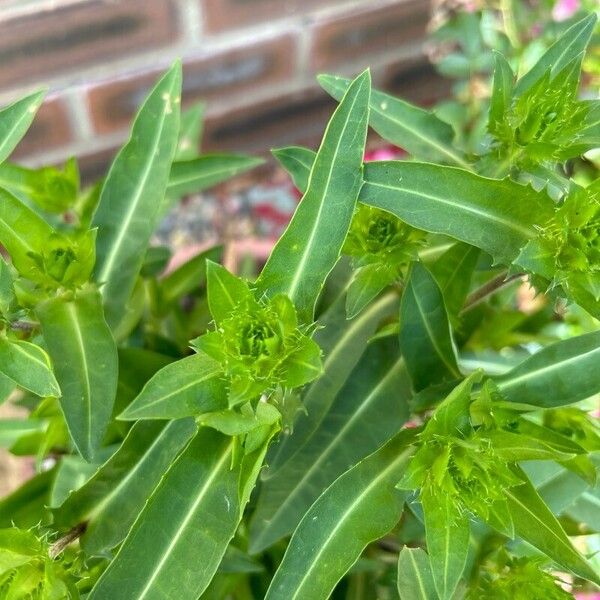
top-left (461, 271), bottom-right (523, 313)
top-left (49, 523), bottom-right (87, 559)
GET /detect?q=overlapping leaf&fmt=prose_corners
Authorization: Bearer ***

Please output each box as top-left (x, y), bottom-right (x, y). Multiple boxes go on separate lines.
top-left (256, 70), bottom-right (371, 323)
top-left (93, 62), bottom-right (182, 328)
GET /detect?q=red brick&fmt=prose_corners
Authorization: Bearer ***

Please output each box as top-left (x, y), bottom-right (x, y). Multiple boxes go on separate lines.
top-left (202, 86), bottom-right (336, 153)
top-left (0, 0), bottom-right (178, 88)
top-left (200, 0), bottom-right (345, 33)
top-left (12, 98), bottom-right (73, 159)
top-left (88, 33), bottom-right (297, 135)
top-left (309, 0), bottom-right (430, 72)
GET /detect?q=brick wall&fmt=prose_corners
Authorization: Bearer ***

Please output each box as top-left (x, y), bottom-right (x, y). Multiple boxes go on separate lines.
top-left (0, 0), bottom-right (448, 182)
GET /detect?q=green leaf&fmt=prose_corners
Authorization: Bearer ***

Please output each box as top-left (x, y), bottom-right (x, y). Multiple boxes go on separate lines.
top-left (205, 260), bottom-right (253, 325)
top-left (397, 547), bottom-right (437, 600)
top-left (175, 102), bottom-right (204, 161)
top-left (167, 154), bottom-right (264, 199)
top-left (92, 62), bottom-right (182, 328)
top-left (399, 263), bottom-right (460, 392)
top-left (486, 430), bottom-right (576, 462)
top-left (0, 467), bottom-right (55, 528)
top-left (346, 263), bottom-right (396, 319)
top-left (427, 242), bottom-right (479, 323)
top-left (159, 245), bottom-right (222, 306)
top-left (504, 470), bottom-right (600, 585)
top-left (264, 430), bottom-right (416, 599)
top-left (0, 528), bottom-right (42, 574)
top-left (36, 288), bottom-right (118, 461)
top-left (318, 74), bottom-right (470, 168)
top-left (266, 292), bottom-right (397, 476)
top-left (0, 256), bottom-right (15, 316)
top-left (495, 331), bottom-right (600, 408)
top-left (140, 246), bottom-right (171, 278)
top-left (489, 52), bottom-right (514, 138)
top-left (360, 162), bottom-right (555, 266)
top-left (0, 187), bottom-right (55, 278)
top-left (255, 70), bottom-right (371, 324)
top-left (524, 461), bottom-right (590, 514)
top-left (421, 488), bottom-right (470, 600)
top-left (272, 146), bottom-right (314, 193)
top-left (53, 418), bottom-right (196, 555)
top-left (566, 486), bottom-right (600, 530)
top-left (514, 13), bottom-right (597, 97)
top-left (0, 419), bottom-right (47, 449)
top-left (280, 336), bottom-right (323, 388)
top-left (0, 91), bottom-right (44, 164)
top-left (119, 353), bottom-right (227, 420)
top-left (0, 338), bottom-right (59, 397)
top-left (250, 338), bottom-right (411, 553)
top-left (49, 453), bottom-right (105, 508)
top-left (89, 427), bottom-right (269, 599)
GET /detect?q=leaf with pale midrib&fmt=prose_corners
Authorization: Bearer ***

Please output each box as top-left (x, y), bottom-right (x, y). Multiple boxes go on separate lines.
top-left (93, 62), bottom-right (182, 329)
top-left (255, 70), bottom-right (371, 324)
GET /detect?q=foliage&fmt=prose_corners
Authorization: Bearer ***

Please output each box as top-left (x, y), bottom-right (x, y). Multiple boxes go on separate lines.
top-left (0, 6), bottom-right (598, 600)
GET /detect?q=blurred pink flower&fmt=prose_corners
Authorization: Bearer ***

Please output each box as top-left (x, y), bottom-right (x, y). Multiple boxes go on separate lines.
top-left (364, 145), bottom-right (403, 162)
top-left (552, 0), bottom-right (581, 21)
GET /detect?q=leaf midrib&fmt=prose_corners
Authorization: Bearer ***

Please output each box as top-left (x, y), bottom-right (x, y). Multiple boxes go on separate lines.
top-left (497, 342), bottom-right (600, 392)
top-left (65, 302), bottom-right (92, 457)
top-left (283, 448), bottom-right (409, 600)
top-left (257, 359), bottom-right (405, 546)
top-left (96, 80), bottom-right (174, 286)
top-left (408, 282), bottom-right (459, 378)
top-left (366, 180), bottom-right (536, 242)
top-left (136, 441), bottom-right (233, 600)
top-left (284, 77), bottom-right (366, 304)
top-left (370, 95), bottom-right (470, 170)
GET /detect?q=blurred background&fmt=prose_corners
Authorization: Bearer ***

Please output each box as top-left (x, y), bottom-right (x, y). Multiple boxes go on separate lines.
top-left (0, 0), bottom-right (441, 178)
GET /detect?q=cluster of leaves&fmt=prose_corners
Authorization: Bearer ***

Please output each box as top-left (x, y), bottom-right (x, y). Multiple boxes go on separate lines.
top-left (0, 6), bottom-right (598, 600)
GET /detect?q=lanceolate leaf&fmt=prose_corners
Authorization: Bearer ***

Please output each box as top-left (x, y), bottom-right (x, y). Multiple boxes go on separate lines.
top-left (421, 489), bottom-right (470, 600)
top-left (53, 418), bottom-right (197, 555)
top-left (514, 13), bottom-right (597, 97)
top-left (266, 292), bottom-right (397, 476)
top-left (504, 471), bottom-right (600, 585)
top-left (37, 288), bottom-right (118, 461)
top-left (265, 430), bottom-right (417, 599)
top-left (427, 242), bottom-right (479, 322)
top-left (272, 146), bottom-right (314, 193)
top-left (89, 427), bottom-right (269, 599)
top-left (397, 547), bottom-right (437, 600)
top-left (206, 260), bottom-right (253, 326)
top-left (0, 91), bottom-right (45, 164)
top-left (273, 154), bottom-right (554, 267)
top-left (0, 338), bottom-right (59, 398)
top-left (167, 154), bottom-right (264, 199)
top-left (495, 330), bottom-right (600, 407)
top-left (250, 338), bottom-right (411, 553)
top-left (93, 62), bottom-right (182, 328)
top-left (360, 162), bottom-right (555, 265)
top-left (255, 70), bottom-right (371, 324)
top-left (399, 263), bottom-right (460, 392)
top-left (489, 52), bottom-right (514, 138)
top-left (119, 353), bottom-right (227, 421)
top-left (0, 187), bottom-right (55, 277)
top-left (318, 74), bottom-right (470, 168)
